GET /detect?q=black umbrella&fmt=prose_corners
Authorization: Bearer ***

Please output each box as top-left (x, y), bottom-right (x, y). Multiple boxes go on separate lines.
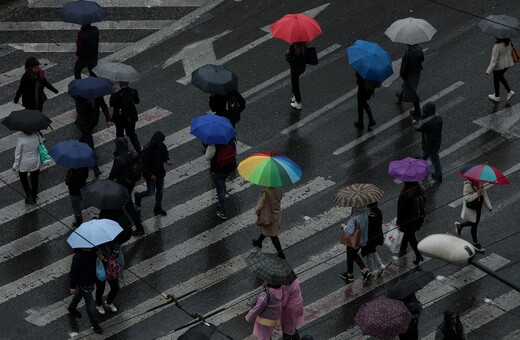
top-left (2, 109), bottom-right (52, 132)
top-left (59, 0), bottom-right (107, 25)
top-left (81, 180), bottom-right (130, 210)
top-left (191, 64), bottom-right (237, 96)
top-left (387, 270), bottom-right (435, 300)
top-left (178, 323), bottom-right (216, 340)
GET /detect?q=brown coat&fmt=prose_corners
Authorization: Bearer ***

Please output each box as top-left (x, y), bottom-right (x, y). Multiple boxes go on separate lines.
top-left (255, 187), bottom-right (282, 236)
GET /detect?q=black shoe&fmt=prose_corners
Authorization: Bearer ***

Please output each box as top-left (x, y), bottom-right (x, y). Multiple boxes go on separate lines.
top-left (413, 256), bottom-right (424, 265)
top-left (362, 270), bottom-right (372, 282)
top-left (92, 325), bottom-right (103, 334)
top-left (154, 208), bottom-right (167, 216)
top-left (353, 121), bottom-right (364, 129)
top-left (67, 307), bottom-right (82, 318)
top-left (473, 243), bottom-right (485, 253)
top-left (93, 169), bottom-right (102, 178)
top-left (409, 110), bottom-right (421, 118)
top-left (134, 192), bottom-right (141, 207)
top-left (252, 239), bottom-right (262, 249)
top-left (277, 251), bottom-right (286, 259)
top-left (368, 120), bottom-right (377, 127)
top-left (340, 272), bottom-right (354, 282)
top-left (132, 229), bottom-right (145, 237)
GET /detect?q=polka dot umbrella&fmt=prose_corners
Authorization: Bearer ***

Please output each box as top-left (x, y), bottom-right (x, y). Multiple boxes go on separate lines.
top-left (355, 296), bottom-right (412, 339)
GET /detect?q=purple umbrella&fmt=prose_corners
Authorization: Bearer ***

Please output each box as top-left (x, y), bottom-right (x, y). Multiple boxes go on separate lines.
top-left (355, 296), bottom-right (411, 339)
top-left (388, 157), bottom-right (430, 182)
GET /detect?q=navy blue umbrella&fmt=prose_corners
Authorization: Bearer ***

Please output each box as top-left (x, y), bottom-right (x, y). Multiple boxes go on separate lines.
top-left (190, 113), bottom-right (236, 145)
top-left (191, 64), bottom-right (237, 95)
top-left (59, 0), bottom-right (107, 25)
top-left (49, 140), bottom-right (98, 169)
top-left (346, 39), bottom-right (393, 83)
top-left (68, 77), bottom-right (113, 100)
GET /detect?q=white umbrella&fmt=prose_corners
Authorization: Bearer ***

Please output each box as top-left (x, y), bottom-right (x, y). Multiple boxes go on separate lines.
top-left (478, 14), bottom-right (520, 39)
top-left (93, 62), bottom-right (139, 82)
top-left (385, 17), bottom-right (437, 45)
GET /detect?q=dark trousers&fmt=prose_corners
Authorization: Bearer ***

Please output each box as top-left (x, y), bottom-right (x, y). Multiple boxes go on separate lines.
top-left (211, 172), bottom-right (230, 216)
top-left (356, 90), bottom-right (374, 124)
top-left (69, 287), bottom-right (98, 328)
top-left (290, 68), bottom-right (304, 102)
top-left (79, 130), bottom-right (100, 174)
top-left (19, 170), bottom-right (40, 199)
top-left (346, 246), bottom-right (366, 274)
top-left (136, 177), bottom-right (164, 209)
top-left (123, 184), bottom-right (144, 231)
top-left (74, 59), bottom-right (97, 79)
top-left (115, 121), bottom-right (141, 153)
top-left (492, 68), bottom-right (511, 96)
top-left (257, 234), bottom-right (284, 254)
top-left (95, 279), bottom-right (119, 306)
top-left (400, 231), bottom-right (421, 258)
top-left (460, 209), bottom-right (482, 244)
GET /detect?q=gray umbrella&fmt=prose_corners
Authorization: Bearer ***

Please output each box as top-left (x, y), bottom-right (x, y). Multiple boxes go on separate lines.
top-left (93, 62), bottom-right (139, 82)
top-left (479, 14), bottom-right (520, 38)
top-left (81, 179), bottom-right (130, 210)
top-left (385, 17), bottom-right (437, 45)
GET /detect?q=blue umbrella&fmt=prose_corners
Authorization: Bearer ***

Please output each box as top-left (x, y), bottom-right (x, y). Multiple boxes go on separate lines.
top-left (347, 40), bottom-right (393, 82)
top-left (67, 219), bottom-right (123, 249)
top-left (190, 113), bottom-right (236, 145)
top-left (59, 0), bottom-right (107, 25)
top-left (49, 140), bottom-right (98, 169)
top-left (68, 77), bottom-right (113, 100)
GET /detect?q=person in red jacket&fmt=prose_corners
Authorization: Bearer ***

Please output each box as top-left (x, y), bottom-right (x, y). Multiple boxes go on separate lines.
top-left (74, 24), bottom-right (99, 79)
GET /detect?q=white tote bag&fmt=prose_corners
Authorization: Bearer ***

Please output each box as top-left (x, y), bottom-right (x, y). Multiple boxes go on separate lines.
top-left (384, 227), bottom-right (404, 254)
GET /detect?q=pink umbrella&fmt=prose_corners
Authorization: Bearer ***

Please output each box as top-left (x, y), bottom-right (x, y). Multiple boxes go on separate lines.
top-left (355, 296), bottom-right (411, 339)
top-left (388, 157), bottom-right (430, 182)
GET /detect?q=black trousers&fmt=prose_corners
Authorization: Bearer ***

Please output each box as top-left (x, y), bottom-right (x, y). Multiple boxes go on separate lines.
top-left (356, 89), bottom-right (374, 124)
top-left (115, 121), bottom-right (141, 153)
top-left (460, 209), bottom-right (482, 244)
top-left (79, 130), bottom-right (100, 173)
top-left (290, 68), bottom-right (304, 102)
top-left (400, 231), bottom-right (421, 258)
top-left (19, 170), bottom-right (40, 198)
top-left (95, 279), bottom-right (119, 305)
top-left (346, 246), bottom-right (366, 274)
top-left (492, 68), bottom-right (511, 97)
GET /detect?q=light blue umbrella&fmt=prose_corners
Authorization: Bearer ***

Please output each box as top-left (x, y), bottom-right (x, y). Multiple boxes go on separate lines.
top-left (49, 140), bottom-right (98, 169)
top-left (68, 77), bottom-right (113, 100)
top-left (67, 219), bottom-right (123, 249)
top-left (190, 113), bottom-right (236, 145)
top-left (346, 40), bottom-right (393, 83)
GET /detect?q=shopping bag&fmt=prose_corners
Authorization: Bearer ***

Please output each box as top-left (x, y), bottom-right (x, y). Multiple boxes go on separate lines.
top-left (384, 227), bottom-right (404, 254)
top-left (96, 257), bottom-right (106, 281)
top-left (38, 143), bottom-right (52, 164)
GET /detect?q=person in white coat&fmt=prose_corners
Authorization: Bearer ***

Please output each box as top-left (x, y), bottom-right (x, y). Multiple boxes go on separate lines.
top-left (486, 38), bottom-right (515, 103)
top-left (12, 132), bottom-right (42, 204)
top-left (454, 179), bottom-right (492, 253)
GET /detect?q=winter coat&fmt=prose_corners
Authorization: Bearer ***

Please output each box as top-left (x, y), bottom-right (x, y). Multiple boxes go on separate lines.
top-left (362, 207), bottom-right (384, 256)
top-left (13, 132), bottom-right (41, 172)
top-left (413, 106), bottom-right (443, 153)
top-left (14, 69), bottom-right (58, 110)
top-left (76, 25), bottom-right (99, 64)
top-left (108, 137), bottom-right (134, 189)
top-left (281, 279), bottom-right (304, 335)
top-left (435, 309), bottom-right (466, 340)
top-left (397, 193), bottom-right (425, 233)
top-left (110, 86), bottom-right (140, 124)
top-left (343, 208), bottom-right (369, 247)
top-left (75, 96), bottom-right (110, 133)
top-left (141, 131), bottom-right (170, 180)
top-left (486, 41), bottom-right (514, 73)
top-left (460, 180), bottom-right (492, 223)
top-left (286, 44), bottom-right (307, 74)
top-left (69, 249), bottom-right (97, 289)
top-left (66, 167), bottom-right (88, 196)
top-left (400, 47), bottom-right (424, 79)
top-left (204, 140), bottom-right (237, 174)
top-left (255, 187), bottom-right (282, 237)
top-left (245, 287), bottom-right (283, 340)
top-left (209, 92), bottom-right (241, 127)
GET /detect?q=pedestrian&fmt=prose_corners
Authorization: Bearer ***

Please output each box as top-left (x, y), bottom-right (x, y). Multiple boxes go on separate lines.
top-left (412, 102), bottom-right (443, 182)
top-left (397, 181), bottom-right (426, 265)
top-left (486, 38), bottom-right (515, 103)
top-left (435, 309), bottom-right (466, 340)
top-left (286, 42), bottom-right (307, 110)
top-left (454, 179), bottom-right (492, 253)
top-left (245, 282), bottom-right (283, 340)
top-left (134, 131), bottom-right (172, 216)
top-left (252, 187), bottom-right (286, 259)
top-left (281, 278), bottom-right (304, 340)
top-left (74, 24), bottom-right (99, 79)
top-left (204, 138), bottom-right (237, 220)
top-left (99, 208), bottom-right (132, 280)
top-left (354, 72), bottom-right (377, 129)
top-left (399, 295), bottom-right (422, 340)
top-left (14, 57), bottom-right (58, 111)
top-left (396, 44), bottom-right (424, 117)
top-left (67, 248), bottom-right (103, 334)
top-left (110, 81), bottom-right (142, 154)
top-left (339, 207), bottom-right (372, 282)
top-left (95, 242), bottom-right (120, 314)
top-left (12, 131), bottom-right (42, 204)
top-left (361, 202), bottom-right (385, 273)
top-left (65, 167), bottom-right (89, 227)
top-left (209, 91), bottom-right (244, 128)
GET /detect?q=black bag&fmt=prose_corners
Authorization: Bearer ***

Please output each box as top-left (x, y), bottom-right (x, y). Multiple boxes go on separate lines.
top-left (306, 47), bottom-right (319, 65)
top-left (466, 197), bottom-right (483, 210)
top-left (411, 196), bottom-right (426, 225)
top-left (226, 91), bottom-right (246, 120)
top-left (125, 151), bottom-right (143, 183)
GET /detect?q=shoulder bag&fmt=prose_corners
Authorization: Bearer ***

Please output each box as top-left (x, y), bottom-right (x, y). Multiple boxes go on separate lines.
top-left (306, 47), bottom-right (319, 65)
top-left (465, 185), bottom-right (484, 210)
top-left (512, 42), bottom-right (520, 63)
top-left (340, 219), bottom-right (361, 249)
top-left (37, 133), bottom-right (51, 164)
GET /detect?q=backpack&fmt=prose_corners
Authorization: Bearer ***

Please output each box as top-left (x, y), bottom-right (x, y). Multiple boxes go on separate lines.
top-left (226, 91), bottom-right (245, 120)
top-left (125, 151), bottom-right (143, 183)
top-left (105, 257), bottom-right (120, 281)
top-left (216, 142), bottom-right (237, 169)
top-left (411, 196), bottom-right (426, 225)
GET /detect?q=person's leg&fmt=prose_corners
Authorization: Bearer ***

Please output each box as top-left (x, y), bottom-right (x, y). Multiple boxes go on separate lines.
top-left (355, 91), bottom-right (364, 126)
top-left (125, 122), bottom-right (142, 154)
top-left (125, 200), bottom-right (144, 234)
top-left (346, 247), bottom-right (355, 274)
top-left (408, 232), bottom-right (422, 258)
top-left (399, 232), bottom-right (409, 257)
top-left (270, 236), bottom-right (285, 258)
top-left (68, 288), bottom-right (82, 311)
top-left (82, 290), bottom-right (100, 328)
top-left (106, 279), bottom-right (120, 305)
top-left (459, 220), bottom-right (475, 229)
top-left (154, 177), bottom-right (164, 211)
top-left (211, 172), bottom-right (229, 217)
top-left (497, 68), bottom-right (511, 93)
top-left (429, 152), bottom-right (443, 180)
top-left (19, 171), bottom-right (31, 198)
top-left (470, 210), bottom-right (482, 244)
top-left (253, 233), bottom-right (266, 248)
top-left (364, 99), bottom-right (375, 126)
top-left (115, 123), bottom-right (125, 138)
top-left (95, 280), bottom-right (106, 306)
top-left (137, 179), bottom-right (155, 200)
top-left (352, 252), bottom-right (367, 270)
top-left (492, 70), bottom-right (501, 96)
top-left (291, 70), bottom-right (302, 103)
top-left (364, 253), bottom-right (374, 270)
top-left (373, 251), bottom-right (384, 267)
top-left (87, 62), bottom-right (97, 77)
top-left (70, 195), bottom-right (83, 226)
top-left (73, 59), bottom-right (84, 79)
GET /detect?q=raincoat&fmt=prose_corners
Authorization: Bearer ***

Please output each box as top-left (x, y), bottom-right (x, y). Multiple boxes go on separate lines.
top-left (245, 287), bottom-right (283, 340)
top-left (255, 187), bottom-right (282, 237)
top-left (281, 279), bottom-right (304, 335)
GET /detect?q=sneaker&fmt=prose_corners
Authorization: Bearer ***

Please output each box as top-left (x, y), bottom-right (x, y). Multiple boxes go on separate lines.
top-left (473, 243), bottom-right (485, 253)
top-left (96, 305), bottom-right (105, 314)
top-left (455, 222), bottom-right (461, 236)
top-left (134, 192), bottom-right (141, 207)
top-left (67, 307), bottom-right (82, 318)
top-left (290, 102), bottom-right (302, 110)
top-left (104, 302), bottom-right (117, 312)
top-left (362, 270), bottom-right (372, 282)
top-left (92, 325), bottom-right (103, 334)
top-left (132, 229), bottom-right (145, 237)
top-left (340, 272), bottom-right (354, 282)
top-left (216, 211), bottom-right (228, 220)
top-left (488, 94), bottom-right (500, 102)
top-left (380, 264), bottom-right (387, 270)
top-left (507, 90), bottom-right (515, 101)
top-left (291, 96), bottom-right (296, 103)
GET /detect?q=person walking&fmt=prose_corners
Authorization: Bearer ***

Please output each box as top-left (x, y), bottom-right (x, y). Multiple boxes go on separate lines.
top-left (99, 208), bottom-right (132, 280)
top-left (65, 167), bottom-right (89, 227)
top-left (399, 295), bottom-right (422, 340)
top-left (208, 91), bottom-right (244, 128)
top-left (340, 207), bottom-right (372, 282)
top-left (252, 187), bottom-right (285, 259)
top-left (286, 42), bottom-right (307, 110)
top-left (412, 102), bottom-right (443, 182)
top-left (110, 82), bottom-right (142, 154)
top-left (245, 282), bottom-right (283, 340)
top-left (95, 242), bottom-right (120, 315)
top-left (14, 57), bottom-right (58, 111)
top-left (454, 179), bottom-right (492, 253)
top-left (12, 131), bottom-right (42, 204)
top-left (361, 202), bottom-right (385, 273)
top-left (435, 310), bottom-right (466, 340)
top-left (74, 24), bottom-right (99, 79)
top-left (134, 131), bottom-right (172, 216)
top-left (396, 44), bottom-right (424, 117)
top-left (281, 278), bottom-right (304, 340)
top-left (486, 38), bottom-right (515, 103)
top-left (397, 182), bottom-right (426, 265)
top-left (354, 72), bottom-right (377, 129)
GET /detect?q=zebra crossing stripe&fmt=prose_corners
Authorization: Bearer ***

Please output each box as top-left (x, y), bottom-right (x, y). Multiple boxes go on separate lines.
top-left (0, 20), bottom-right (174, 31)
top-left (28, 0), bottom-right (207, 7)
top-left (8, 42), bottom-right (130, 53)
top-left (0, 58), bottom-right (55, 88)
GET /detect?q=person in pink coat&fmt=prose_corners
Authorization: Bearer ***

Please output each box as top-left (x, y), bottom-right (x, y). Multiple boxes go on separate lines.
top-left (245, 283), bottom-right (283, 340)
top-left (281, 278), bottom-right (304, 340)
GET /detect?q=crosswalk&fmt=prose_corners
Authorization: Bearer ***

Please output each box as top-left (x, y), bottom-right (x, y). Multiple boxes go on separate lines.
top-left (0, 1), bottom-right (519, 339)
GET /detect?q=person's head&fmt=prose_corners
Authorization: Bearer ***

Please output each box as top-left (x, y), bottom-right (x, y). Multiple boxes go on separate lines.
top-left (401, 181), bottom-right (424, 198)
top-left (407, 43), bottom-right (422, 52)
top-left (421, 102), bottom-right (436, 118)
top-left (119, 81), bottom-right (129, 88)
top-left (266, 282), bottom-right (281, 289)
top-left (496, 38), bottom-right (511, 46)
top-left (149, 131), bottom-right (165, 147)
top-left (25, 57), bottom-right (40, 73)
top-left (443, 309), bottom-right (460, 324)
top-left (293, 42), bottom-right (307, 56)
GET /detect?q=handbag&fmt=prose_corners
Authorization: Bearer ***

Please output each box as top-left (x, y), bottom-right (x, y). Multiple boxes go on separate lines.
top-left (306, 46), bottom-right (319, 65)
top-left (340, 219), bottom-right (361, 249)
top-left (466, 197), bottom-right (483, 210)
top-left (512, 43), bottom-right (520, 63)
top-left (384, 227), bottom-right (404, 254)
top-left (37, 133), bottom-right (51, 164)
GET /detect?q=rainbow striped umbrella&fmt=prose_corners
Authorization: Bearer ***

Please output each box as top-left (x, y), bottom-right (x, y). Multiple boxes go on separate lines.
top-left (238, 152), bottom-right (302, 187)
top-left (458, 163), bottom-right (510, 185)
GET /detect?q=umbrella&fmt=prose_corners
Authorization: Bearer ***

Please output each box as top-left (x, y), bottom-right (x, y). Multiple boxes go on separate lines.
top-left (67, 219), bottom-right (123, 248)
top-left (179, 323), bottom-right (216, 340)
top-left (388, 157), bottom-right (431, 182)
top-left (68, 77), bottom-right (113, 100)
top-left (238, 152), bottom-right (302, 187)
top-left (355, 296), bottom-right (412, 339)
top-left (245, 252), bottom-right (297, 285)
top-left (458, 163), bottom-right (510, 185)
top-left (2, 109), bottom-right (52, 132)
top-left (270, 14), bottom-right (322, 43)
top-left (93, 62), bottom-right (139, 82)
top-left (385, 17), bottom-right (437, 45)
top-left (387, 271), bottom-right (435, 300)
top-left (191, 64), bottom-right (237, 96)
top-left (347, 40), bottom-right (393, 83)
top-left (59, 0), bottom-right (107, 25)
top-left (190, 113), bottom-right (236, 145)
top-left (49, 140), bottom-right (98, 169)
top-left (478, 14), bottom-right (520, 39)
top-left (81, 179), bottom-right (130, 210)
top-left (333, 183), bottom-right (384, 208)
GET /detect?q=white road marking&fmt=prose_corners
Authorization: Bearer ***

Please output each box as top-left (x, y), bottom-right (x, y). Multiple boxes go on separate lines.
top-left (8, 42), bottom-right (130, 53)
top-left (0, 20), bottom-right (174, 31)
top-left (27, 0), bottom-right (206, 7)
top-left (0, 58), bottom-right (55, 88)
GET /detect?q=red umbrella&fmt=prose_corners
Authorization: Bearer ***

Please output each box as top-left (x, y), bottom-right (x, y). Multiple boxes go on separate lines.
top-left (355, 296), bottom-right (411, 339)
top-left (458, 163), bottom-right (510, 185)
top-left (270, 14), bottom-right (322, 43)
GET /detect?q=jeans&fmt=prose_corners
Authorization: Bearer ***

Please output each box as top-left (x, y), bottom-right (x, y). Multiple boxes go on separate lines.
top-left (115, 121), bottom-right (141, 153)
top-left (95, 279), bottom-right (120, 306)
top-left (19, 170), bottom-right (40, 199)
top-left (136, 177), bottom-right (164, 209)
top-left (290, 68), bottom-right (304, 102)
top-left (492, 68), bottom-right (511, 96)
top-left (210, 172), bottom-right (230, 216)
top-left (74, 59), bottom-right (97, 79)
top-left (70, 194), bottom-right (82, 219)
top-left (68, 287), bottom-right (99, 327)
top-left (422, 151), bottom-right (442, 178)
top-left (460, 208), bottom-right (482, 244)
top-left (346, 246), bottom-right (366, 274)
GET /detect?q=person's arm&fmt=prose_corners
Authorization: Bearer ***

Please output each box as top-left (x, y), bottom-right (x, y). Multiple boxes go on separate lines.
top-left (486, 44), bottom-right (499, 74)
top-left (343, 217), bottom-right (356, 235)
top-left (482, 187), bottom-right (492, 211)
top-left (204, 144), bottom-right (216, 161)
top-left (245, 292), bottom-right (268, 322)
top-left (463, 183), bottom-right (479, 203)
top-left (12, 138), bottom-right (23, 171)
top-left (75, 31), bottom-right (83, 57)
top-left (133, 89), bottom-right (140, 105)
top-left (255, 192), bottom-right (266, 216)
top-left (98, 98), bottom-right (111, 125)
top-left (14, 75), bottom-right (27, 103)
top-left (43, 77), bottom-right (58, 94)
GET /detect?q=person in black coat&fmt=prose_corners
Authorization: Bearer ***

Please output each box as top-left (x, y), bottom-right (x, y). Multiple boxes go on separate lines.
top-left (74, 24), bottom-right (99, 79)
top-left (435, 309), bottom-right (466, 340)
top-left (399, 296), bottom-right (422, 340)
top-left (134, 131), bottom-right (171, 216)
top-left (396, 44), bottom-right (424, 117)
top-left (354, 73), bottom-right (377, 130)
top-left (397, 181), bottom-right (426, 265)
top-left (209, 91), bottom-right (243, 128)
top-left (413, 102), bottom-right (443, 182)
top-left (65, 167), bottom-right (88, 227)
top-left (110, 82), bottom-right (142, 154)
top-left (14, 57), bottom-right (58, 111)
top-left (286, 42), bottom-right (307, 110)
top-left (361, 202), bottom-right (385, 271)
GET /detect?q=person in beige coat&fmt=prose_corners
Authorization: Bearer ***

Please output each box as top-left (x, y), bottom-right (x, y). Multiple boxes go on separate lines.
top-left (486, 38), bottom-right (515, 102)
top-left (454, 179), bottom-right (492, 253)
top-left (252, 187), bottom-right (285, 258)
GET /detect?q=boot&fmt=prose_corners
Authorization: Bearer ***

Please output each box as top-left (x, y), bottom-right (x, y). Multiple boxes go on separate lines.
top-left (72, 215), bottom-right (83, 228)
top-left (154, 207), bottom-right (167, 216)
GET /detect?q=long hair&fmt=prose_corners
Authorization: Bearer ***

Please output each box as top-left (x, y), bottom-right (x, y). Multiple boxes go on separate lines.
top-left (496, 38), bottom-right (511, 46)
top-left (401, 181), bottom-right (424, 198)
top-left (293, 42), bottom-right (308, 56)
top-left (407, 44), bottom-right (423, 53)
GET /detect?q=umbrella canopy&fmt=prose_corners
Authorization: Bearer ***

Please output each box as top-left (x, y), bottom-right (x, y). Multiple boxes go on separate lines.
top-left (179, 323), bottom-right (216, 340)
top-left (458, 163), bottom-right (510, 185)
top-left (333, 183), bottom-right (384, 208)
top-left (385, 17), bottom-right (437, 45)
top-left (270, 13), bottom-right (322, 43)
top-left (93, 62), bottom-right (139, 82)
top-left (245, 252), bottom-right (297, 285)
top-left (388, 157), bottom-right (431, 182)
top-left (59, 0), bottom-right (107, 25)
top-left (2, 109), bottom-right (52, 132)
top-left (387, 271), bottom-right (435, 300)
top-left (478, 14), bottom-right (520, 39)
top-left (68, 77), bottom-right (113, 100)
top-left (190, 113), bottom-right (236, 145)
top-left (81, 179), bottom-right (130, 210)
top-left (49, 140), bottom-right (98, 169)
top-left (67, 219), bottom-right (123, 248)
top-left (238, 152), bottom-right (302, 187)
top-left (347, 40), bottom-right (393, 83)
top-left (191, 64), bottom-right (237, 96)
top-left (355, 296), bottom-right (412, 339)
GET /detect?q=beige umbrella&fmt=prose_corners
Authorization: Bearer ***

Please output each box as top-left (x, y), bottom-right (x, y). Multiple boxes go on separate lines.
top-left (333, 183), bottom-right (384, 207)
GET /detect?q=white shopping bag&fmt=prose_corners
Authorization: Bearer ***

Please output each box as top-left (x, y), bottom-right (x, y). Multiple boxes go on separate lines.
top-left (384, 227), bottom-right (404, 254)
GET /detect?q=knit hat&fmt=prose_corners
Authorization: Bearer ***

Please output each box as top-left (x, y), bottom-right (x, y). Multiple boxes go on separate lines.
top-left (422, 102), bottom-right (436, 117)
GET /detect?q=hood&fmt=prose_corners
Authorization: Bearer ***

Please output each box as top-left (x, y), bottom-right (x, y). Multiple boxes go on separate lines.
top-left (113, 137), bottom-right (129, 157)
top-left (443, 309), bottom-right (457, 323)
top-left (422, 102), bottom-right (436, 118)
top-left (149, 131), bottom-right (165, 148)
top-left (268, 287), bottom-right (283, 300)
